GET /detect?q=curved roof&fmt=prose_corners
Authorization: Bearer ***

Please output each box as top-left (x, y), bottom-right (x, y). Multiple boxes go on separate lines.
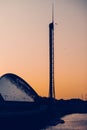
top-left (0, 73), bottom-right (39, 102)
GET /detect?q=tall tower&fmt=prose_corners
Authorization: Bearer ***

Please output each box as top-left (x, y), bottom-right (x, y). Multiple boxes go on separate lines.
top-left (49, 4), bottom-right (55, 99)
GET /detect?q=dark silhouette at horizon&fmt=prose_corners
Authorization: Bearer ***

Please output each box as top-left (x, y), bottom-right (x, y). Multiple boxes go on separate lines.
top-left (0, 73), bottom-right (87, 130)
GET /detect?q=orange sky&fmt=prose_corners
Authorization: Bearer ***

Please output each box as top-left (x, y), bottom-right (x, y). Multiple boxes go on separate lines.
top-left (0, 0), bottom-right (87, 99)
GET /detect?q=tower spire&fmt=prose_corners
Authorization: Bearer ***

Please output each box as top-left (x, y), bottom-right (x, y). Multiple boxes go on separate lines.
top-left (52, 2), bottom-right (54, 23)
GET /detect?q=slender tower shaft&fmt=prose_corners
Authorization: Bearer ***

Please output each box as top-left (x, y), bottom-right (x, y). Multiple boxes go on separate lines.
top-left (49, 4), bottom-right (55, 99)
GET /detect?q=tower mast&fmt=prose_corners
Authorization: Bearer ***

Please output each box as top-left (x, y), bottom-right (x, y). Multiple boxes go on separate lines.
top-left (49, 3), bottom-right (55, 99)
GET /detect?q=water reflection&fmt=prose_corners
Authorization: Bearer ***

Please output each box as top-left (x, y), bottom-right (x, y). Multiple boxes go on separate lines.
top-left (46, 114), bottom-right (87, 130)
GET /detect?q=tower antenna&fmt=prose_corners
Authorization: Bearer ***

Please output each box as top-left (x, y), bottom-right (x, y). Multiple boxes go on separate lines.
top-left (52, 1), bottom-right (54, 23)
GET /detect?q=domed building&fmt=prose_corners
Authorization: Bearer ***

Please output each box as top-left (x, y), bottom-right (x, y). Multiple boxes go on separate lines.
top-left (0, 73), bottom-right (39, 102)
top-left (0, 73), bottom-right (49, 130)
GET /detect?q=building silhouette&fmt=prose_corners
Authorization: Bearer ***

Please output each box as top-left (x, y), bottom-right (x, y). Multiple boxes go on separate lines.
top-left (49, 5), bottom-right (55, 99)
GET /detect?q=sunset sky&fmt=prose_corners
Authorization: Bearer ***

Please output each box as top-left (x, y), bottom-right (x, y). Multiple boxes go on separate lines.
top-left (0, 0), bottom-right (87, 99)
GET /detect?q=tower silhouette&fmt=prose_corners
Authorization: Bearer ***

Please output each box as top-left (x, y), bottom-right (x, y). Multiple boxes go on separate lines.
top-left (49, 4), bottom-right (55, 99)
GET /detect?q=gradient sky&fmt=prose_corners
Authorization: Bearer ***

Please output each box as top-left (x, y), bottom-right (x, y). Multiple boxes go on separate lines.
top-left (0, 0), bottom-right (87, 99)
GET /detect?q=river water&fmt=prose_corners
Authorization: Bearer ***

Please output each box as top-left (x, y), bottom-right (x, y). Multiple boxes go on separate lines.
top-left (46, 114), bottom-right (87, 130)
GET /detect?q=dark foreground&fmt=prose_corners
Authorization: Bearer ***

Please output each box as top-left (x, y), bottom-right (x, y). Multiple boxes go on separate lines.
top-left (0, 98), bottom-right (87, 130)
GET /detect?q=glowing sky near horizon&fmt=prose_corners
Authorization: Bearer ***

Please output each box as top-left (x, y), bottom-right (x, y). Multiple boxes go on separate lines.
top-left (0, 0), bottom-right (87, 99)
